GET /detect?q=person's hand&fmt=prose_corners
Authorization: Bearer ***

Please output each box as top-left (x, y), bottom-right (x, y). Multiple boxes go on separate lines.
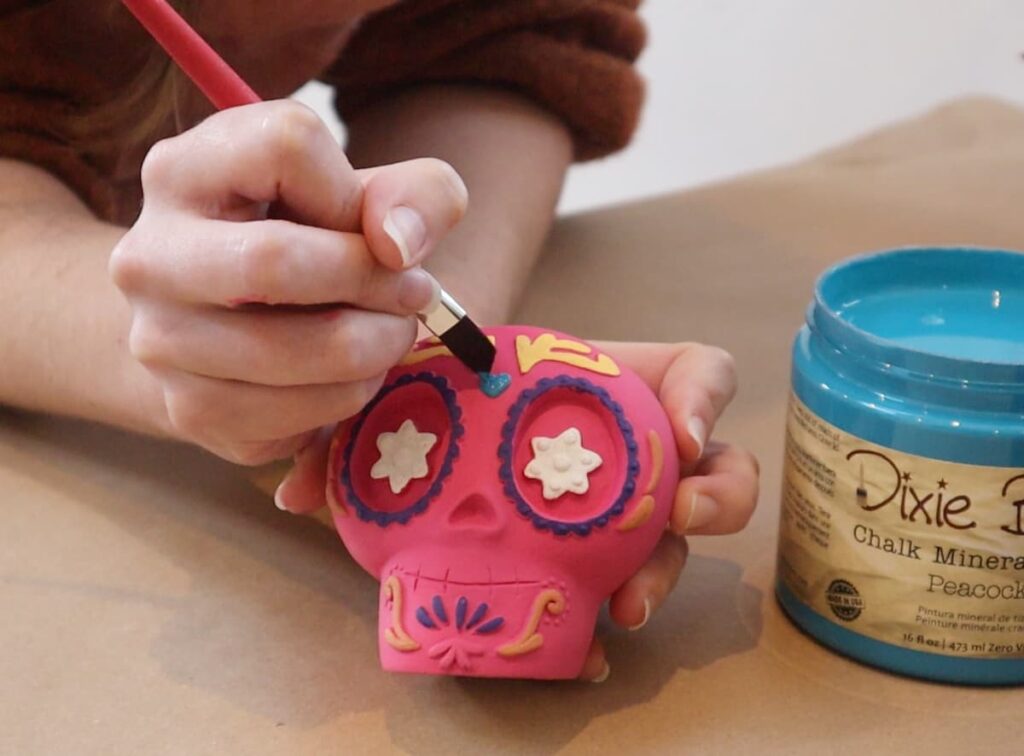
top-left (109, 100), bottom-right (468, 464)
top-left (575, 341), bottom-right (759, 682)
top-left (277, 339), bottom-right (758, 682)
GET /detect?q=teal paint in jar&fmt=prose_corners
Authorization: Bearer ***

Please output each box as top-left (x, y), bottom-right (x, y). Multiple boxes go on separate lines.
top-left (775, 247), bottom-right (1024, 685)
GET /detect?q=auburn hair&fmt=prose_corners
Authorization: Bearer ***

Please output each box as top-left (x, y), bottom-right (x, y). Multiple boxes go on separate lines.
top-left (69, 1), bottom-right (199, 157)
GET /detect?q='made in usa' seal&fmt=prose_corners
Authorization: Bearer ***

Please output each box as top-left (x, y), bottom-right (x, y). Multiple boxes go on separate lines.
top-left (825, 579), bottom-right (864, 622)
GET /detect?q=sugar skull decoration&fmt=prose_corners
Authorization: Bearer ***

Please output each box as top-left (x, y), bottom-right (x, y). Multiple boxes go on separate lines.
top-left (327, 326), bottom-right (678, 679)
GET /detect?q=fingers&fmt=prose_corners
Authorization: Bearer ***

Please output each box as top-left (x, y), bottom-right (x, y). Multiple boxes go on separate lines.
top-left (578, 636), bottom-right (611, 683)
top-left (651, 344), bottom-right (737, 465)
top-left (155, 369), bottom-right (385, 464)
top-left (111, 218), bottom-right (440, 312)
top-left (568, 341), bottom-right (753, 682)
top-left (590, 340), bottom-right (755, 534)
top-left (129, 303), bottom-right (418, 386)
top-left (274, 425), bottom-right (334, 514)
top-left (141, 109), bottom-right (469, 272)
top-left (580, 535), bottom-right (689, 681)
top-left (121, 103), bottom-right (472, 471)
top-left (670, 442), bottom-right (760, 535)
top-left (142, 101), bottom-right (362, 230)
top-left (608, 533), bottom-right (689, 630)
top-left (359, 158), bottom-right (469, 270)
top-left (592, 342), bottom-right (738, 464)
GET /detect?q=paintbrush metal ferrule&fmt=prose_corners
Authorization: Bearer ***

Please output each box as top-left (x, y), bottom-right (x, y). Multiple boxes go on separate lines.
top-left (419, 290), bottom-right (464, 335)
top-left (418, 290), bottom-right (495, 374)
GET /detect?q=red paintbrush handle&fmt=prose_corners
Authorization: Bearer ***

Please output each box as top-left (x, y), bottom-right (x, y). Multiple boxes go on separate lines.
top-left (121, 0), bottom-right (261, 109)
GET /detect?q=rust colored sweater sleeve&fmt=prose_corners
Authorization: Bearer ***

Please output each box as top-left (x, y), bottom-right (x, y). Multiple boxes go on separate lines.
top-left (323, 0), bottom-right (646, 161)
top-left (0, 1), bottom-right (149, 221)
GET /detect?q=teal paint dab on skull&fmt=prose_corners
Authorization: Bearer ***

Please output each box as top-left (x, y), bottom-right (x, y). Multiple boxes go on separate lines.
top-left (477, 371), bottom-right (511, 398)
top-left (775, 247), bottom-right (1024, 686)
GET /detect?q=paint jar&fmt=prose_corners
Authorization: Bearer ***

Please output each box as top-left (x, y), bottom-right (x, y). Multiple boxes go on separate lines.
top-left (776, 247), bottom-right (1024, 685)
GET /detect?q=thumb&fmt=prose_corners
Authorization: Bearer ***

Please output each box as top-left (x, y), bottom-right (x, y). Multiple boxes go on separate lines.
top-left (274, 425), bottom-right (336, 514)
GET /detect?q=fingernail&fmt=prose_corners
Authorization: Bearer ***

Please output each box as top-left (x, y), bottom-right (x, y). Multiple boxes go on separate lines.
top-left (686, 416), bottom-right (706, 458)
top-left (440, 163), bottom-right (469, 208)
top-left (591, 661), bottom-right (611, 684)
top-left (685, 492), bottom-right (719, 532)
top-left (383, 206), bottom-right (427, 267)
top-left (398, 268), bottom-right (442, 313)
top-left (273, 478), bottom-right (291, 512)
top-left (628, 597), bottom-right (652, 631)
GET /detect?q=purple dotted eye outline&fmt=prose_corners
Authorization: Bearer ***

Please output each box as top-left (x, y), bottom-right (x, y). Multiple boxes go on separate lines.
top-left (340, 372), bottom-right (463, 527)
top-left (498, 375), bottom-right (640, 536)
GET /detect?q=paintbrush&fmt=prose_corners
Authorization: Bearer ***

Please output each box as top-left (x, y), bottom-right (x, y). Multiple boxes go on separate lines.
top-left (120, 0), bottom-right (497, 375)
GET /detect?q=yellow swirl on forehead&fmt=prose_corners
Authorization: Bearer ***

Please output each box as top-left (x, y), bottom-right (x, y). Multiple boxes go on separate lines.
top-left (514, 333), bottom-right (620, 377)
top-left (400, 335), bottom-right (497, 366)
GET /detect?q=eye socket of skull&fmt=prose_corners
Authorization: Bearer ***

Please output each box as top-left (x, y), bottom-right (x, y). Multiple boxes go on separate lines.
top-left (341, 373), bottom-right (463, 526)
top-left (500, 376), bottom-right (640, 536)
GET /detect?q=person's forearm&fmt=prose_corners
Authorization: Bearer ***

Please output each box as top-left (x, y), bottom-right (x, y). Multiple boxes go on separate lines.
top-left (344, 85), bottom-right (573, 325)
top-left (0, 159), bottom-right (168, 433)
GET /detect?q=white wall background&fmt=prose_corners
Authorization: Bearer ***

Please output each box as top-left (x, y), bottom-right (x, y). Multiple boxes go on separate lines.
top-left (297, 0), bottom-right (1024, 214)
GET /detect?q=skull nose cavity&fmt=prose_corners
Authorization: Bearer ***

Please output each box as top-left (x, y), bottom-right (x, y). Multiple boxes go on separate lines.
top-left (448, 494), bottom-right (499, 530)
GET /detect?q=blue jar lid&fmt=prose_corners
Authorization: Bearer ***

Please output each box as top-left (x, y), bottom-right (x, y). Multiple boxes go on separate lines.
top-left (810, 247), bottom-right (1024, 409)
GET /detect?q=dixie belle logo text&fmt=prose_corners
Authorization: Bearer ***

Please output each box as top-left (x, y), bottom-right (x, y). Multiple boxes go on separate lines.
top-left (848, 450), bottom-right (1024, 535)
top-left (846, 450), bottom-right (1024, 600)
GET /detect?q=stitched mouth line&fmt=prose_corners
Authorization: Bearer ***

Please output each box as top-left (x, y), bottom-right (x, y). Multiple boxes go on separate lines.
top-left (399, 567), bottom-right (541, 591)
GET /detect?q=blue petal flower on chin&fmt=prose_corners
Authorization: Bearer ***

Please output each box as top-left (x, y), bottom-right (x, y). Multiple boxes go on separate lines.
top-left (416, 595), bottom-right (505, 635)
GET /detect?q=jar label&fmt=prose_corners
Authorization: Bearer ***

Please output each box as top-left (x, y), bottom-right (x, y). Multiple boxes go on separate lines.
top-left (778, 394), bottom-right (1024, 659)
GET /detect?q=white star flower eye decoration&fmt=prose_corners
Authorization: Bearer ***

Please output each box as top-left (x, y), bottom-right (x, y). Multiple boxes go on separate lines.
top-left (371, 419), bottom-right (437, 494)
top-left (524, 427), bottom-right (603, 500)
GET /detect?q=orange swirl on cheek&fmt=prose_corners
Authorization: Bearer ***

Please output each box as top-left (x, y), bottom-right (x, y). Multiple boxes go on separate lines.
top-left (616, 431), bottom-right (664, 532)
top-left (644, 430), bottom-right (664, 495)
top-left (383, 576), bottom-right (420, 652)
top-left (617, 495), bottom-right (655, 532)
top-left (497, 588), bottom-right (567, 658)
top-left (325, 435), bottom-right (349, 516)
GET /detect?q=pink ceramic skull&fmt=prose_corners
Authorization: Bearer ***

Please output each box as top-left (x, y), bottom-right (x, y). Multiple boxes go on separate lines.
top-left (327, 326), bottom-right (678, 679)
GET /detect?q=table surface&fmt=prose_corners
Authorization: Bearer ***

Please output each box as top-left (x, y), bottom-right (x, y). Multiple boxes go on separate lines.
top-left (3, 98), bottom-right (1023, 756)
